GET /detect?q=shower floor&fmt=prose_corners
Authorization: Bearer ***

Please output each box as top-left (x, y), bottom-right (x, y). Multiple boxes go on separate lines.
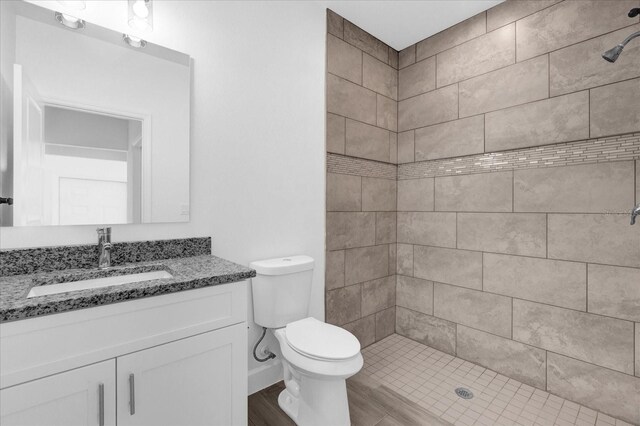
top-left (360, 334), bottom-right (633, 426)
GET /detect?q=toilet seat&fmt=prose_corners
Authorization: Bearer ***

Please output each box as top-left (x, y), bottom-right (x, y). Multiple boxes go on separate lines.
top-left (285, 317), bottom-right (360, 361)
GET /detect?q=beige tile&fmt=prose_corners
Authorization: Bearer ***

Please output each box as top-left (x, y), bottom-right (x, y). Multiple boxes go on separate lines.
top-left (399, 45), bottom-right (416, 69)
top-left (363, 54), bottom-right (397, 100)
top-left (516, 0), bottom-right (638, 61)
top-left (327, 9), bottom-right (343, 39)
top-left (326, 212), bottom-right (375, 250)
top-left (389, 133), bottom-right (397, 164)
top-left (457, 325), bottom-right (546, 388)
top-left (344, 20), bottom-right (388, 63)
top-left (388, 244), bottom-right (396, 276)
top-left (345, 119), bottom-right (390, 162)
top-left (458, 213), bottom-right (546, 257)
top-left (343, 314), bottom-right (375, 348)
top-left (547, 353), bottom-right (640, 425)
top-left (588, 264), bottom-right (640, 322)
top-left (513, 299), bottom-right (635, 374)
top-left (413, 246), bottom-right (482, 290)
top-left (590, 78), bottom-right (640, 138)
top-left (362, 177), bottom-right (396, 211)
top-left (398, 57), bottom-right (436, 100)
top-left (397, 243), bottom-right (413, 276)
top-left (326, 250), bottom-right (345, 291)
top-left (376, 212), bottom-right (397, 244)
top-left (397, 275), bottom-right (433, 315)
top-left (437, 24), bottom-right (515, 87)
top-left (550, 24), bottom-right (640, 96)
top-left (514, 162), bottom-right (636, 214)
top-left (389, 48), bottom-right (399, 69)
top-left (397, 212), bottom-right (456, 248)
top-left (435, 171), bottom-right (513, 212)
top-left (327, 34), bottom-right (362, 85)
top-left (637, 160), bottom-right (640, 203)
top-left (485, 91), bottom-right (589, 152)
top-left (396, 306), bottom-right (457, 355)
top-left (636, 324), bottom-right (639, 377)
top-left (398, 84), bottom-right (458, 131)
top-left (326, 113), bottom-right (345, 154)
top-left (326, 173), bottom-right (361, 211)
top-left (377, 95), bottom-right (397, 132)
top-left (362, 275), bottom-right (395, 316)
top-left (326, 284), bottom-right (361, 326)
top-left (416, 13), bottom-right (487, 61)
top-left (486, 0), bottom-right (562, 32)
top-left (459, 55), bottom-right (548, 117)
top-left (397, 131), bottom-right (415, 164)
top-left (397, 178), bottom-right (434, 212)
top-left (345, 245), bottom-right (390, 285)
top-left (414, 116), bottom-right (484, 161)
top-left (434, 283), bottom-right (512, 338)
top-left (548, 214), bottom-right (640, 268)
top-left (375, 307), bottom-right (396, 340)
top-left (327, 74), bottom-right (377, 125)
top-left (483, 253), bottom-right (586, 310)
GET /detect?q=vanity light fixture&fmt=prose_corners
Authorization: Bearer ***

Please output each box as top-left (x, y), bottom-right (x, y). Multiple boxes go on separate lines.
top-left (128, 0), bottom-right (153, 33)
top-left (56, 1), bottom-right (86, 10)
top-left (54, 11), bottom-right (85, 30)
top-left (123, 34), bottom-right (147, 48)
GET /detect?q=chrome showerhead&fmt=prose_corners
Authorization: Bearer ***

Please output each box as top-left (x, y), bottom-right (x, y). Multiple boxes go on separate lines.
top-left (602, 44), bottom-right (624, 63)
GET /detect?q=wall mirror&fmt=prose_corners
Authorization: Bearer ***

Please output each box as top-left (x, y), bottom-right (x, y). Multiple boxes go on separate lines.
top-left (0, 0), bottom-right (191, 227)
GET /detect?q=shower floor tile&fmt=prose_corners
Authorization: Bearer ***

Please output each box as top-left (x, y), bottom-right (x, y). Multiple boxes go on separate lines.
top-left (359, 334), bottom-right (633, 426)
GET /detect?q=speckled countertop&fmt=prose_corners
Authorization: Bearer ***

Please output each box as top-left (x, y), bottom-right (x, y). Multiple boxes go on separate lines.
top-left (0, 255), bottom-right (256, 323)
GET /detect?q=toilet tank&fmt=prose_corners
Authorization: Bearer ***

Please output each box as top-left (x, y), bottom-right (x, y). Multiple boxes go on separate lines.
top-left (250, 255), bottom-right (314, 329)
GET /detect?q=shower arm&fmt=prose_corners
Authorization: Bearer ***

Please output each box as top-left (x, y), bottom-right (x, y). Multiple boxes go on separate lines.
top-left (618, 31), bottom-right (640, 48)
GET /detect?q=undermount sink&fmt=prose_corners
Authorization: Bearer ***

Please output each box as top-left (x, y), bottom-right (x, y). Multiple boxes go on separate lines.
top-left (27, 268), bottom-right (173, 298)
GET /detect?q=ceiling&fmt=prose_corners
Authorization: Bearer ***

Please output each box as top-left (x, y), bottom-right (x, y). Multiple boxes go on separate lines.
top-left (323, 0), bottom-right (504, 51)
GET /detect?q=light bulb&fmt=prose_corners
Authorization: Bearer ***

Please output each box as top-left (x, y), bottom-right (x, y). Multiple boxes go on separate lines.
top-left (132, 1), bottom-right (149, 18)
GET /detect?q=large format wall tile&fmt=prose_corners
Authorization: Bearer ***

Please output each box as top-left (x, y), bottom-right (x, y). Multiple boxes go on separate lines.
top-left (327, 9), bottom-right (343, 39)
top-left (397, 178), bottom-right (434, 211)
top-left (396, 307), bottom-right (457, 355)
top-left (397, 243), bottom-right (413, 276)
top-left (636, 325), bottom-right (640, 377)
top-left (398, 57), bottom-right (435, 100)
top-left (399, 45), bottom-right (416, 69)
top-left (513, 300), bottom-right (635, 374)
top-left (362, 275), bottom-right (396, 316)
top-left (397, 212), bottom-right (456, 248)
top-left (326, 250), bottom-right (345, 290)
top-left (327, 173), bottom-right (361, 211)
top-left (434, 283), bottom-right (512, 338)
top-left (416, 13), bottom-right (487, 61)
top-left (376, 307), bottom-right (396, 340)
top-left (547, 353), bottom-right (640, 425)
top-left (362, 177), bottom-right (396, 211)
top-left (414, 116), bottom-right (484, 161)
top-left (457, 213), bottom-right (546, 257)
top-left (485, 91), bottom-right (589, 152)
top-left (397, 131), bottom-right (415, 163)
top-left (637, 160), bottom-right (640, 203)
top-left (363, 54), bottom-right (397, 100)
top-left (590, 78), bottom-right (640, 138)
top-left (437, 24), bottom-right (515, 87)
top-left (376, 212), bottom-right (396, 244)
top-left (327, 74), bottom-right (377, 125)
top-left (345, 119), bottom-right (390, 162)
top-left (327, 113), bottom-right (345, 154)
top-left (326, 284), bottom-right (361, 326)
top-left (414, 246), bottom-right (482, 290)
top-left (326, 212), bottom-right (375, 250)
top-left (483, 253), bottom-right (586, 311)
top-left (588, 264), bottom-right (640, 322)
top-left (459, 55), bottom-right (548, 117)
top-left (345, 245), bottom-right (390, 285)
top-left (550, 24), bottom-right (640, 96)
top-left (327, 34), bottom-right (362, 84)
top-left (435, 171), bottom-right (513, 212)
top-left (376, 94), bottom-right (397, 132)
top-left (344, 20), bottom-right (389, 63)
top-left (516, 0), bottom-right (637, 61)
top-left (398, 85), bottom-right (458, 131)
top-left (396, 275), bottom-right (434, 315)
top-left (486, 0), bottom-right (562, 32)
top-left (343, 315), bottom-right (375, 348)
top-left (514, 162), bottom-right (636, 214)
top-left (548, 214), bottom-right (640, 267)
top-left (456, 325), bottom-right (546, 388)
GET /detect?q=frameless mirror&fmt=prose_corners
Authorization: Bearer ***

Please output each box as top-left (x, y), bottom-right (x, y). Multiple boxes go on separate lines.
top-left (0, 0), bottom-right (191, 226)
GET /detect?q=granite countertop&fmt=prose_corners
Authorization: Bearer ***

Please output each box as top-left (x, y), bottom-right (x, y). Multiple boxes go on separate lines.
top-left (0, 255), bottom-right (256, 323)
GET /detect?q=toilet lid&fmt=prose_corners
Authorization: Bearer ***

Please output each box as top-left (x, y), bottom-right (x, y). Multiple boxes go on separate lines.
top-left (285, 317), bottom-right (361, 360)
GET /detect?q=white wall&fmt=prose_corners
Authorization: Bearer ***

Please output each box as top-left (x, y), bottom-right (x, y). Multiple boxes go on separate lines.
top-left (1, 1), bottom-right (327, 393)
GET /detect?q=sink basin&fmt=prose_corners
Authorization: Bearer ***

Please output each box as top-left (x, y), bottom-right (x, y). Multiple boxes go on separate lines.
top-left (27, 270), bottom-right (173, 298)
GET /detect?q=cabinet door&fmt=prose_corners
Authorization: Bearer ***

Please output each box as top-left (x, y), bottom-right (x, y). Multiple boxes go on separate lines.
top-left (117, 323), bottom-right (247, 426)
top-left (0, 360), bottom-right (115, 426)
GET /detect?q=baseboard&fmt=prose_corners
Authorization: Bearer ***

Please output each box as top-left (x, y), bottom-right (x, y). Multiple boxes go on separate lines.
top-left (248, 359), bottom-right (283, 395)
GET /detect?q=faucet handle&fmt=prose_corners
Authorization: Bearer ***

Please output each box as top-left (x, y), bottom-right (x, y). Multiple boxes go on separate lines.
top-left (97, 227), bottom-right (111, 235)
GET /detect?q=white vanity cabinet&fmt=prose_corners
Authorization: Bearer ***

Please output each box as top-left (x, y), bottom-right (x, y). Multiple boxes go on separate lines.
top-left (0, 282), bottom-right (248, 426)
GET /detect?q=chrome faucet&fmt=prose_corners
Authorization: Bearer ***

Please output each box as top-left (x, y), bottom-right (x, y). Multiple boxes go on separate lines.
top-left (97, 227), bottom-right (112, 269)
top-left (632, 204), bottom-right (640, 225)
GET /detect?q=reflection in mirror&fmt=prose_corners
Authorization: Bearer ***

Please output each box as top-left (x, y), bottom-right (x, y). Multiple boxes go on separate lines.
top-left (0, 0), bottom-right (191, 227)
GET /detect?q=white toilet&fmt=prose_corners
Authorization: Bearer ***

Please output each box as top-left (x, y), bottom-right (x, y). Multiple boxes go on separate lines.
top-left (250, 255), bottom-right (363, 426)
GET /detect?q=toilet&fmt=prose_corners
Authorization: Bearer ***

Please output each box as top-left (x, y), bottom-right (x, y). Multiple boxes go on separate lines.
top-left (250, 255), bottom-right (363, 426)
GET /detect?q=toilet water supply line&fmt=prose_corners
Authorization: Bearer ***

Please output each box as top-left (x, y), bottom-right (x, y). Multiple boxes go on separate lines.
top-left (253, 327), bottom-right (277, 362)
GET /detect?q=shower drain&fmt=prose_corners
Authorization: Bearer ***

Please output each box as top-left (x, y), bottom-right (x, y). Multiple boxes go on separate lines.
top-left (455, 387), bottom-right (474, 399)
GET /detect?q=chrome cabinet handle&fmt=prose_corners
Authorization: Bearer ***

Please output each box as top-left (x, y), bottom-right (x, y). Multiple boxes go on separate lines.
top-left (129, 373), bottom-right (136, 415)
top-left (98, 383), bottom-right (105, 426)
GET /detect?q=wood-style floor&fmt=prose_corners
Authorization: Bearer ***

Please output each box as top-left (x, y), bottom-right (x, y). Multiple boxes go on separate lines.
top-left (248, 372), bottom-right (451, 426)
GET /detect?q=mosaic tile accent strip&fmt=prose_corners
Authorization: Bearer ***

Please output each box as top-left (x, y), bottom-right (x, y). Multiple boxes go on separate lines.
top-left (361, 334), bottom-right (634, 426)
top-left (399, 133), bottom-right (640, 180)
top-left (327, 153), bottom-right (398, 180)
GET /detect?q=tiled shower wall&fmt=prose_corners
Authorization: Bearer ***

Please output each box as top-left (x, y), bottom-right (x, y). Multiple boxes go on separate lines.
top-left (394, 0), bottom-right (640, 424)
